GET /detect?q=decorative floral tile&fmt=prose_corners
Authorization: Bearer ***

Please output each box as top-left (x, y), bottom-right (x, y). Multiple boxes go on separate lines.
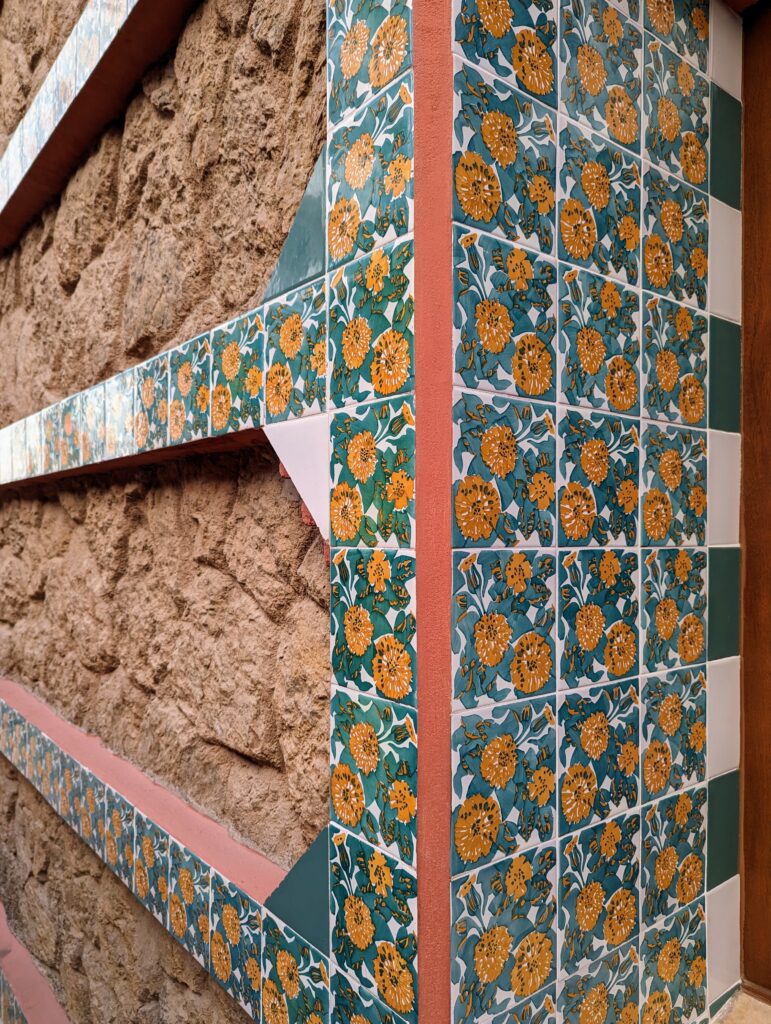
top-left (558, 266), bottom-right (640, 414)
top-left (332, 967), bottom-right (403, 1024)
top-left (559, 811), bottom-right (640, 975)
top-left (169, 334), bottom-right (211, 446)
top-left (557, 941), bottom-right (640, 1024)
top-left (453, 228), bottom-right (558, 400)
top-left (265, 278), bottom-right (327, 422)
top-left (209, 871), bottom-right (262, 1019)
top-left (263, 911), bottom-right (329, 1024)
top-left (560, 0), bottom-right (642, 152)
top-left (59, 394), bottom-right (82, 471)
top-left (643, 165), bottom-right (708, 309)
top-left (558, 681), bottom-right (639, 835)
top-left (640, 900), bottom-right (707, 1024)
top-left (642, 548), bottom-right (707, 673)
top-left (133, 813), bottom-right (169, 926)
top-left (331, 548), bottom-right (416, 706)
top-left (168, 840), bottom-right (210, 967)
top-left (643, 0), bottom-right (708, 73)
top-left (75, 767), bottom-right (105, 859)
top-left (642, 786), bottom-right (706, 927)
top-left (330, 396), bottom-right (415, 547)
top-left (453, 0), bottom-right (558, 108)
top-left (328, 0), bottom-right (411, 126)
top-left (9, 420), bottom-right (25, 481)
top-left (28, 730), bottom-right (59, 810)
top-left (329, 238), bottom-right (414, 408)
top-left (24, 414), bottom-right (42, 478)
top-left (452, 550), bottom-right (556, 710)
top-left (453, 62), bottom-right (556, 254)
top-left (81, 383), bottom-right (105, 465)
top-left (641, 424), bottom-right (707, 545)
top-left (644, 39), bottom-right (709, 190)
top-left (453, 390), bottom-right (556, 548)
top-left (558, 120), bottom-right (641, 285)
top-left (134, 353), bottom-right (169, 453)
top-left (74, 4), bottom-right (102, 89)
top-left (451, 845), bottom-right (558, 1022)
top-left (331, 690), bottom-right (417, 865)
top-left (452, 698), bottom-right (556, 875)
top-left (104, 368), bottom-right (135, 459)
top-left (642, 296), bottom-right (707, 426)
top-left (558, 409), bottom-right (639, 547)
top-left (641, 669), bottom-right (706, 802)
top-left (327, 74), bottom-right (414, 271)
top-left (41, 404), bottom-right (60, 474)
top-left (330, 827), bottom-right (417, 1023)
top-left (210, 309), bottom-right (264, 435)
top-left (0, 427), bottom-right (10, 485)
top-left (57, 753), bottom-right (80, 831)
top-left (104, 787), bottom-right (135, 889)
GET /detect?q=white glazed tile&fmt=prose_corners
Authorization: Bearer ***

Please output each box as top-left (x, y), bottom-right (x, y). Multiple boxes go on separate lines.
top-left (709, 200), bottom-right (742, 324)
top-left (707, 656), bottom-right (740, 779)
top-left (707, 430), bottom-right (741, 545)
top-left (707, 874), bottom-right (741, 1006)
top-left (263, 414), bottom-right (330, 541)
top-left (710, 0), bottom-right (743, 100)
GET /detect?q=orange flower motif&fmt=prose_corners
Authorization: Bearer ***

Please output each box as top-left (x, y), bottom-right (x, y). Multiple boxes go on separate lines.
top-left (454, 793), bottom-right (502, 864)
top-left (642, 991), bottom-right (672, 1024)
top-left (603, 6), bottom-right (623, 44)
top-left (331, 763), bottom-right (365, 826)
top-left (342, 317), bottom-right (373, 369)
top-left (679, 375), bottom-right (705, 424)
top-left (576, 604), bottom-right (606, 652)
top-left (657, 349), bottom-right (680, 391)
top-left (576, 327), bottom-right (606, 376)
top-left (656, 597), bottom-right (679, 640)
top-left (658, 937), bottom-right (682, 982)
top-left (509, 932), bottom-right (553, 997)
top-left (386, 469), bottom-right (414, 510)
top-left (385, 155), bottom-right (412, 198)
top-left (604, 888), bottom-right (637, 946)
top-left (349, 721), bottom-right (379, 775)
top-left (480, 424), bottom-right (518, 477)
top-left (368, 16), bottom-right (408, 89)
top-left (389, 779), bottom-right (416, 823)
top-left (480, 733), bottom-right (518, 788)
top-left (528, 765), bottom-right (556, 806)
top-left (658, 96), bottom-right (681, 143)
top-left (676, 852), bottom-right (703, 905)
top-left (528, 174), bottom-right (555, 214)
top-left (581, 711), bottom-right (610, 759)
top-left (561, 763), bottom-right (597, 824)
top-left (690, 247), bottom-right (708, 279)
top-left (366, 250), bottom-right (390, 294)
top-left (659, 694), bottom-right (683, 736)
top-left (474, 612), bottom-right (513, 667)
top-left (505, 854), bottom-right (534, 898)
top-left (372, 329), bottom-right (410, 395)
top-left (455, 475), bottom-right (501, 541)
top-left (678, 614), bottom-right (704, 663)
top-left (474, 926), bottom-right (512, 983)
top-left (528, 470), bottom-right (555, 510)
top-left (374, 942), bottom-right (415, 1014)
top-left (512, 632), bottom-right (553, 694)
top-left (560, 482), bottom-right (596, 541)
top-left (661, 199), bottom-right (684, 243)
top-left (478, 0), bottom-right (513, 37)
top-left (339, 21), bottom-right (369, 80)
top-left (512, 28), bottom-right (555, 96)
top-left (506, 247), bottom-right (534, 289)
top-left (330, 482), bottom-right (364, 541)
top-left (617, 214), bottom-right (640, 251)
top-left (372, 635), bottom-right (412, 699)
top-left (600, 280), bottom-right (622, 318)
top-left (347, 430), bottom-right (378, 482)
top-left (561, 199), bottom-right (597, 261)
top-left (505, 551), bottom-right (533, 593)
top-left (576, 880), bottom-right (604, 931)
top-left (481, 110), bottom-right (519, 167)
top-left (577, 43), bottom-right (607, 96)
top-left (681, 132), bottom-right (707, 185)
top-left (643, 740), bottom-right (672, 794)
top-left (644, 234), bottom-right (674, 290)
top-left (581, 438), bottom-right (610, 485)
top-left (279, 312), bottom-right (304, 359)
top-left (476, 299), bottom-right (513, 354)
top-left (643, 489), bottom-right (673, 542)
top-left (328, 198), bottom-right (361, 263)
top-left (367, 550), bottom-right (391, 592)
top-left (581, 161), bottom-right (610, 211)
top-left (345, 895), bottom-right (375, 950)
top-left (345, 134), bottom-right (376, 189)
top-left (455, 151), bottom-right (502, 223)
top-left (512, 334), bottom-right (553, 396)
top-left (655, 846), bottom-right (678, 890)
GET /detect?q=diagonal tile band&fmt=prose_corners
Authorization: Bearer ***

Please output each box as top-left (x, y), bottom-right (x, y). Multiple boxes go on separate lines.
top-left (0, 901), bottom-right (70, 1023)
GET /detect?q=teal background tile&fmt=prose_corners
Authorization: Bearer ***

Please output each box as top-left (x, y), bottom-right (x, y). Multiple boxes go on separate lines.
top-left (710, 84), bottom-right (742, 210)
top-left (642, 424), bottom-right (707, 546)
top-left (75, 767), bottom-right (106, 860)
top-left (558, 942), bottom-right (639, 1024)
top-left (134, 354), bottom-right (169, 453)
top-left (640, 899), bottom-right (707, 1024)
top-left (708, 769), bottom-right (739, 890)
top-left (643, 297), bottom-right (707, 427)
top-left (708, 546), bottom-right (740, 660)
top-left (641, 786), bottom-right (706, 926)
top-left (264, 149), bottom-right (326, 301)
top-left (265, 277), bottom-right (327, 422)
top-left (210, 870), bottom-right (262, 1018)
top-left (104, 368), bottom-right (135, 459)
top-left (264, 828), bottom-right (330, 957)
top-left (643, 0), bottom-right (709, 73)
top-left (169, 334), bottom-right (211, 446)
top-left (332, 967), bottom-right (403, 1024)
top-left (709, 317), bottom-right (741, 433)
top-left (711, 983), bottom-right (740, 1017)
top-left (169, 841), bottom-right (210, 967)
top-left (642, 548), bottom-right (707, 673)
top-left (133, 813), bottom-right (169, 926)
top-left (105, 787), bottom-right (134, 889)
top-left (81, 383), bottom-right (106, 465)
top-left (641, 669), bottom-right (706, 801)
top-left (211, 309), bottom-right (264, 435)
top-left (262, 911), bottom-right (329, 1024)
top-left (643, 165), bottom-right (708, 309)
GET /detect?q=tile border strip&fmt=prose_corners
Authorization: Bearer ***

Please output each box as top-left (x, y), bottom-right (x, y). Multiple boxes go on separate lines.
top-left (0, 902), bottom-right (69, 1024)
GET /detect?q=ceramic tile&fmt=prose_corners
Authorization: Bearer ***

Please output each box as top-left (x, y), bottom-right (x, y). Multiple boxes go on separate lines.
top-left (265, 151), bottom-right (327, 302)
top-left (559, 0), bottom-right (642, 152)
top-left (168, 334), bottom-right (211, 446)
top-left (707, 770), bottom-right (739, 888)
top-left (0, 427), bottom-right (11, 485)
top-left (559, 266), bottom-right (640, 415)
top-left (55, 752), bottom-right (79, 829)
top-left (644, 40), bottom-right (709, 190)
top-left (643, 0), bottom-right (708, 72)
top-left (133, 813), bottom-right (170, 926)
top-left (265, 278), bottom-right (327, 422)
top-left (327, 73), bottom-right (414, 270)
top-left (708, 318), bottom-right (740, 433)
top-left (74, 4), bottom-right (103, 89)
top-left (710, 84), bottom-right (741, 210)
top-left (641, 424), bottom-right (706, 546)
top-left (558, 681), bottom-right (639, 833)
top-left (263, 911), bottom-right (329, 1024)
top-left (643, 165), bottom-right (708, 309)
top-left (454, 228), bottom-right (558, 400)
top-left (8, 419), bottom-right (24, 481)
top-left (642, 296), bottom-right (707, 427)
top-left (453, 0), bottom-right (558, 108)
top-left (328, 0), bottom-right (411, 126)
top-left (59, 394), bottom-right (83, 471)
top-left (210, 309), bottom-right (264, 435)
top-left (642, 786), bottom-right (706, 927)
top-left (706, 657), bottom-right (739, 780)
top-left (168, 840), bottom-right (210, 967)
top-left (452, 549), bottom-right (557, 709)
top-left (330, 827), bottom-right (417, 1023)
top-left (640, 900), bottom-right (707, 1024)
top-left (330, 238), bottom-right (414, 409)
top-left (558, 549), bottom-right (639, 688)
top-left (641, 669), bottom-right (706, 801)
top-left (330, 396), bottom-right (415, 547)
top-left (332, 967), bottom-right (405, 1024)
top-left (706, 876), bottom-right (739, 1007)
top-left (452, 697), bottom-right (556, 874)
top-left (558, 119), bottom-right (641, 285)
top-left (559, 810), bottom-right (640, 975)
top-left (331, 689), bottom-right (417, 865)
top-left (453, 390), bottom-right (556, 548)
top-left (642, 548), bottom-right (707, 673)
top-left (75, 766), bottom-right (106, 859)
top-left (81, 383), bottom-right (106, 465)
top-left (708, 199), bottom-right (742, 324)
top-left (709, 0), bottom-right (741, 100)
top-left (557, 942), bottom-right (640, 1024)
top-left (331, 548), bottom-right (416, 706)
top-left (453, 62), bottom-right (557, 254)
top-left (101, 0), bottom-right (130, 45)
top-left (707, 547), bottom-right (739, 661)
top-left (558, 409), bottom-right (640, 547)
top-left (104, 787), bottom-right (135, 888)
top-left (104, 368), bottom-right (135, 459)
top-left (23, 414), bottom-right (42, 479)
top-left (28, 730), bottom-right (59, 810)
top-left (209, 870), bottom-right (262, 1018)
top-left (452, 845), bottom-right (557, 1022)
top-left (134, 353), bottom-right (169, 453)
top-left (706, 430), bottom-right (739, 546)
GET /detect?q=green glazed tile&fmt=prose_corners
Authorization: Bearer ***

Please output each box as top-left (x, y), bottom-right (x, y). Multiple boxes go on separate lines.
top-left (264, 828), bottom-right (330, 957)
top-left (710, 84), bottom-right (742, 210)
top-left (710, 983), bottom-right (740, 1017)
top-left (708, 547), bottom-right (741, 661)
top-left (169, 333), bottom-right (211, 446)
top-left (709, 317), bottom-right (741, 433)
top-left (707, 769), bottom-right (739, 889)
top-left (264, 150), bottom-right (326, 303)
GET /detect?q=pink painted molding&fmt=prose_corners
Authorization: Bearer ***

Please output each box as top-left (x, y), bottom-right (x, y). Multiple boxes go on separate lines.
top-left (0, 902), bottom-right (69, 1024)
top-left (0, 677), bottom-right (286, 905)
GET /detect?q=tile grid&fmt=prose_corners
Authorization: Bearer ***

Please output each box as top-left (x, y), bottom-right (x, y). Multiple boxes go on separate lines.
top-left (449, 0), bottom-right (741, 1021)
